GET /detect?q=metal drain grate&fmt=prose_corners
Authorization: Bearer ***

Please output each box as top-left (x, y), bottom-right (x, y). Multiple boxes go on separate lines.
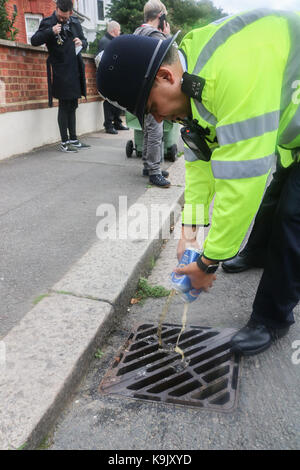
top-left (99, 323), bottom-right (241, 412)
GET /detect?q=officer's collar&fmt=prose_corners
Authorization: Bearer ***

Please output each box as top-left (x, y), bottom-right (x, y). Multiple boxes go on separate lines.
top-left (178, 50), bottom-right (187, 73)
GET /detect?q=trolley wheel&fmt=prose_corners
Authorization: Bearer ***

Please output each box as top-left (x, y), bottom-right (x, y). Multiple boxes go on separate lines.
top-left (166, 144), bottom-right (178, 162)
top-left (126, 140), bottom-right (134, 158)
top-left (136, 151), bottom-right (143, 159)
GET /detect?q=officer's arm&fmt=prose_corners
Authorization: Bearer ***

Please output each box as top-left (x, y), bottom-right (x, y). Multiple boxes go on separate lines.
top-left (202, 46), bottom-right (282, 261)
top-left (177, 156), bottom-right (215, 260)
top-left (75, 21), bottom-right (88, 51)
top-left (31, 19), bottom-right (54, 46)
top-left (182, 157), bottom-right (215, 227)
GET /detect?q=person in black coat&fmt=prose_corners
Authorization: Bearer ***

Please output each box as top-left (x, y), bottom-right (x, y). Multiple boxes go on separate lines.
top-left (98, 21), bottom-right (128, 134)
top-left (31, 0), bottom-right (90, 152)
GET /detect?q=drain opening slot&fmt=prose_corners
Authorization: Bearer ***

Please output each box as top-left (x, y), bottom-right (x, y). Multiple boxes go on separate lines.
top-left (146, 372), bottom-right (193, 394)
top-left (169, 380), bottom-right (201, 397)
top-left (117, 352), bottom-right (168, 376)
top-left (189, 343), bottom-right (230, 366)
top-left (191, 378), bottom-right (228, 401)
top-left (202, 365), bottom-right (230, 383)
top-left (127, 368), bottom-right (175, 390)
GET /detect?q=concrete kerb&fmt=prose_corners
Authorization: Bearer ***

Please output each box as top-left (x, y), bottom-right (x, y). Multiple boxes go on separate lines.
top-left (0, 157), bottom-right (186, 450)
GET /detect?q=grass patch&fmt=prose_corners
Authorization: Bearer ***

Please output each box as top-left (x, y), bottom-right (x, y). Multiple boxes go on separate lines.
top-left (55, 290), bottom-right (74, 296)
top-left (131, 277), bottom-right (170, 304)
top-left (95, 349), bottom-right (104, 359)
top-left (32, 294), bottom-right (50, 305)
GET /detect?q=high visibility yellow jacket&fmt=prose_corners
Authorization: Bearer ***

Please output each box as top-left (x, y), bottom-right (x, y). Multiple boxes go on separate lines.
top-left (180, 9), bottom-right (300, 261)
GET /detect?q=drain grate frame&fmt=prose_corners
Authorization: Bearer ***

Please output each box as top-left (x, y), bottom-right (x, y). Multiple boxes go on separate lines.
top-left (99, 323), bottom-right (242, 412)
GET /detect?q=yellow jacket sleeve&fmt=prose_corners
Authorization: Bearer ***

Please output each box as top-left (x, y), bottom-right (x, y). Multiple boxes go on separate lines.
top-left (182, 157), bottom-right (215, 226)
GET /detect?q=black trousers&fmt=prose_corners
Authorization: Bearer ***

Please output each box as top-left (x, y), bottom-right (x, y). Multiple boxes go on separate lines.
top-left (243, 161), bottom-right (300, 329)
top-left (58, 99), bottom-right (78, 142)
top-left (103, 101), bottom-right (122, 130)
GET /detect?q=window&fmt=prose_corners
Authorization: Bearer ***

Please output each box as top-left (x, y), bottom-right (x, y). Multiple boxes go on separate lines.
top-left (25, 14), bottom-right (43, 44)
top-left (97, 0), bottom-right (104, 21)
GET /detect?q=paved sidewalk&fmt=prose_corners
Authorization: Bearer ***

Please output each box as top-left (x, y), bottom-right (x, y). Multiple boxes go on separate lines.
top-left (49, 220), bottom-right (300, 450)
top-left (0, 129), bottom-right (149, 338)
top-left (0, 129), bottom-right (185, 450)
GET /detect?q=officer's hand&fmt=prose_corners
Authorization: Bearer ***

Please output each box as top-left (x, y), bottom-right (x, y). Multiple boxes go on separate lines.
top-left (163, 21), bottom-right (170, 35)
top-left (73, 37), bottom-right (82, 47)
top-left (174, 262), bottom-right (216, 292)
top-left (53, 24), bottom-right (62, 35)
top-left (177, 238), bottom-right (200, 262)
top-left (177, 225), bottom-right (200, 261)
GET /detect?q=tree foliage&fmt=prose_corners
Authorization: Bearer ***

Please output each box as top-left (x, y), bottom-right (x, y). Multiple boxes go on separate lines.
top-left (107, 0), bottom-right (225, 38)
top-left (88, 0), bottom-right (226, 53)
top-left (0, 0), bottom-right (18, 41)
top-left (108, 0), bottom-right (144, 35)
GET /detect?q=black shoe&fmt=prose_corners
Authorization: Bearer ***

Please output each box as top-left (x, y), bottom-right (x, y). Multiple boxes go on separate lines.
top-left (143, 169), bottom-right (169, 178)
top-left (222, 252), bottom-right (254, 273)
top-left (106, 128), bottom-right (118, 135)
top-left (149, 174), bottom-right (171, 188)
top-left (230, 320), bottom-right (290, 356)
top-left (114, 123), bottom-right (129, 131)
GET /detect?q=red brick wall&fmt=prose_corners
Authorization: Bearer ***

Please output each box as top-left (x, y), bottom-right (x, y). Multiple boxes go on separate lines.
top-left (0, 39), bottom-right (100, 114)
top-left (6, 0), bottom-right (56, 44)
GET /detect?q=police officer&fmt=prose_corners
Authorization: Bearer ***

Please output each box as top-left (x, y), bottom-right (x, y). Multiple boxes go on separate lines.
top-left (31, 0), bottom-right (90, 152)
top-left (97, 9), bottom-right (300, 356)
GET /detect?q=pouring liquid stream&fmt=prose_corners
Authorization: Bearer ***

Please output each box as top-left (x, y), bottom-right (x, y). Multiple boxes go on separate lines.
top-left (157, 289), bottom-right (189, 364)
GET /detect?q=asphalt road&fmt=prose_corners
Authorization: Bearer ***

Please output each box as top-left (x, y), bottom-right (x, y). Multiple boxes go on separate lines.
top-left (48, 227), bottom-right (300, 450)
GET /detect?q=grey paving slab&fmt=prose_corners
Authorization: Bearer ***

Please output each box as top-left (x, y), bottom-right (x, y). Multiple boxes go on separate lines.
top-left (0, 294), bottom-right (112, 450)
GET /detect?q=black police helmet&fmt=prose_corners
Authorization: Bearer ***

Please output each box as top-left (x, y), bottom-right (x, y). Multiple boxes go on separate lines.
top-left (97, 32), bottom-right (180, 127)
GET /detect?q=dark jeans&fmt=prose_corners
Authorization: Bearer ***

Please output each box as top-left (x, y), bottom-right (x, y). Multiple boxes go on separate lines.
top-left (244, 161), bottom-right (300, 329)
top-left (103, 101), bottom-right (122, 130)
top-left (58, 99), bottom-right (78, 142)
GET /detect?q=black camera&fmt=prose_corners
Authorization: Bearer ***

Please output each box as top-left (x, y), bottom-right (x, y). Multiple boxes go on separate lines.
top-left (158, 13), bottom-right (166, 32)
top-left (180, 120), bottom-right (214, 162)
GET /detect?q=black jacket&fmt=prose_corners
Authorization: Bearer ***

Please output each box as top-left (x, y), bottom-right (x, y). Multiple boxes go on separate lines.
top-left (31, 11), bottom-right (88, 106)
top-left (98, 32), bottom-right (114, 53)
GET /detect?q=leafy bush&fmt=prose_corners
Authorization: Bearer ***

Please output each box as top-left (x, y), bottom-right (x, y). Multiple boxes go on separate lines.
top-left (105, 0), bottom-right (226, 39)
top-left (0, 0), bottom-right (18, 41)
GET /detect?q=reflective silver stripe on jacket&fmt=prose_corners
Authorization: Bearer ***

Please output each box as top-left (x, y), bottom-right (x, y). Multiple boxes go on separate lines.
top-left (279, 106), bottom-right (300, 144)
top-left (184, 147), bottom-right (199, 162)
top-left (279, 12), bottom-right (300, 112)
top-left (191, 8), bottom-right (300, 147)
top-left (193, 100), bottom-right (217, 126)
top-left (211, 154), bottom-right (275, 179)
top-left (193, 9), bottom-right (274, 76)
top-left (216, 110), bottom-right (280, 145)
top-left (278, 13), bottom-right (300, 145)
top-left (191, 9), bottom-right (275, 128)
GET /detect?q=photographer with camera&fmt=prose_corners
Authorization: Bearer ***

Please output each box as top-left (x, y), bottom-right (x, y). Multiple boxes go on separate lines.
top-left (31, 0), bottom-right (90, 153)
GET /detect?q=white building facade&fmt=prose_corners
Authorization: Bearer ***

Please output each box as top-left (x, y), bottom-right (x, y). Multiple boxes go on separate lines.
top-left (74, 0), bottom-right (112, 42)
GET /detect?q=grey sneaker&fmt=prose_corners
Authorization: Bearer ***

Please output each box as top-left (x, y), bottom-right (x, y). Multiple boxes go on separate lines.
top-left (69, 140), bottom-right (91, 149)
top-left (60, 142), bottom-right (78, 153)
